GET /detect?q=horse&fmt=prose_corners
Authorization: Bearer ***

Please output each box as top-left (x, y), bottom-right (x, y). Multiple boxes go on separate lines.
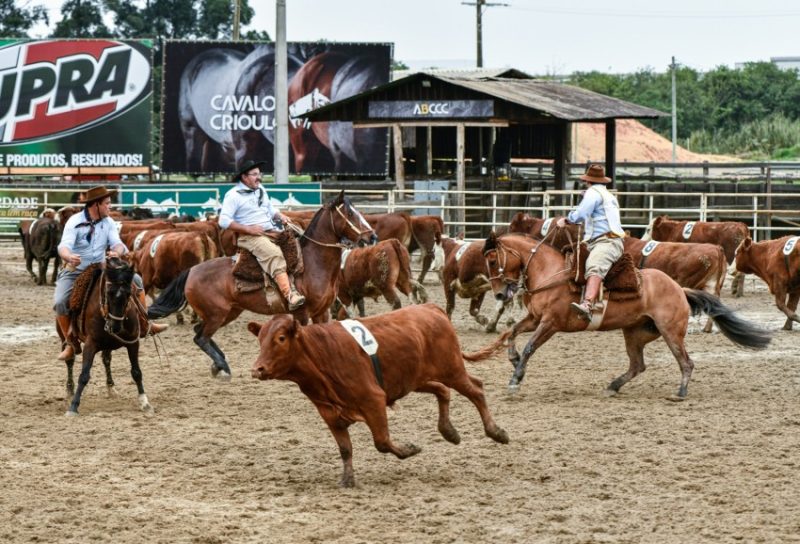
top-left (63, 257), bottom-right (153, 416)
top-left (147, 191), bottom-right (375, 380)
top-left (477, 233), bottom-right (772, 400)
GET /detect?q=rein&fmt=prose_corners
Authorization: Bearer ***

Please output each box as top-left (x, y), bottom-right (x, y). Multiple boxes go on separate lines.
top-left (489, 239), bottom-right (573, 296)
top-left (99, 269), bottom-right (140, 344)
top-left (288, 203), bottom-right (374, 249)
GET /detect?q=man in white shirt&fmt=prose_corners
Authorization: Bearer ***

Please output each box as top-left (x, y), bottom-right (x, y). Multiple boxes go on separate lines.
top-left (556, 165), bottom-right (625, 322)
top-left (219, 160), bottom-right (305, 310)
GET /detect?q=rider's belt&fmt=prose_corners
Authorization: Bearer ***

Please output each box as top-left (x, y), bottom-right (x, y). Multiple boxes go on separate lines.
top-left (588, 232), bottom-right (621, 243)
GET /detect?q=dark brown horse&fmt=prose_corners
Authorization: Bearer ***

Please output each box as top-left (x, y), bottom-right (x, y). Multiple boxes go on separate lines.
top-left (147, 191), bottom-right (374, 379)
top-left (64, 257), bottom-right (152, 416)
top-left (477, 233), bottom-right (772, 400)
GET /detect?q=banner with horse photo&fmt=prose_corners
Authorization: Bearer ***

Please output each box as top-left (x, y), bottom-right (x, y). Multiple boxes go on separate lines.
top-left (160, 41), bottom-right (392, 176)
top-left (0, 39), bottom-right (153, 175)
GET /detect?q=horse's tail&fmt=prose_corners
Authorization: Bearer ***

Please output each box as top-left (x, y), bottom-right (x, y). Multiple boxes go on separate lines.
top-left (684, 288), bottom-right (772, 349)
top-left (462, 329), bottom-right (514, 362)
top-left (148, 269), bottom-right (190, 319)
top-left (391, 238), bottom-right (413, 295)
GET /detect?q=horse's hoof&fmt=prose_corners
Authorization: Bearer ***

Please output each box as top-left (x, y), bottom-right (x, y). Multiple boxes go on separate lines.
top-left (215, 371), bottom-right (232, 382)
top-left (666, 394), bottom-right (686, 402)
top-left (507, 383), bottom-right (520, 395)
top-left (106, 386), bottom-right (119, 398)
top-left (65, 410), bottom-right (78, 417)
top-left (603, 388), bottom-right (618, 398)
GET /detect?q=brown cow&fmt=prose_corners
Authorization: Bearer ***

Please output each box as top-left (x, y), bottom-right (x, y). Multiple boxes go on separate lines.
top-left (334, 239), bottom-right (427, 319)
top-left (441, 235), bottom-right (516, 332)
top-left (642, 215), bottom-right (750, 296)
top-left (735, 236), bottom-right (800, 330)
top-left (248, 303), bottom-right (509, 488)
top-left (131, 231), bottom-right (219, 295)
top-left (508, 212), bottom-right (581, 249)
top-left (623, 236), bottom-right (727, 332)
top-left (365, 212), bottom-right (445, 284)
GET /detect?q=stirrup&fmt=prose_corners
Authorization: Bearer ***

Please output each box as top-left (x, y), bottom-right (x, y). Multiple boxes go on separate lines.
top-left (570, 301), bottom-right (593, 323)
top-left (286, 290), bottom-right (306, 311)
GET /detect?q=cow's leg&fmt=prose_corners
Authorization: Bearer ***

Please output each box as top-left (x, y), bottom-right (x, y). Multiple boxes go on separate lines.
top-left (508, 320), bottom-right (556, 393)
top-left (193, 321), bottom-right (232, 381)
top-left (36, 258), bottom-right (46, 285)
top-left (782, 292), bottom-right (800, 330)
top-left (360, 395), bottom-right (421, 460)
top-left (448, 373), bottom-right (509, 444)
top-left (774, 289), bottom-right (800, 328)
top-left (127, 342), bottom-right (152, 414)
top-left (66, 344), bottom-right (98, 416)
top-left (410, 280), bottom-right (428, 304)
top-left (25, 250), bottom-right (35, 280)
top-left (607, 325), bottom-right (660, 397)
top-left (417, 250), bottom-right (434, 284)
top-left (317, 407), bottom-right (357, 488)
top-left (415, 381), bottom-right (460, 444)
top-left (734, 271), bottom-right (745, 298)
top-left (101, 350), bottom-right (118, 398)
top-left (444, 284), bottom-right (456, 319)
top-left (484, 298), bottom-right (510, 333)
top-left (50, 257), bottom-right (59, 284)
top-left (470, 293), bottom-right (488, 327)
top-left (384, 288), bottom-right (402, 311)
top-left (356, 297), bottom-right (367, 317)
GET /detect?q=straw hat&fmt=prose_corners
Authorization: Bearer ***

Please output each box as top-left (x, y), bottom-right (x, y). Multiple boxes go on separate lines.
top-left (579, 164), bottom-right (611, 183)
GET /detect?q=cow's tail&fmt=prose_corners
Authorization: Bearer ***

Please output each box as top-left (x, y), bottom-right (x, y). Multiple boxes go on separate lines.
top-left (391, 238), bottom-right (413, 296)
top-left (148, 269), bottom-right (190, 319)
top-left (462, 329), bottom-right (514, 362)
top-left (684, 288), bottom-right (772, 349)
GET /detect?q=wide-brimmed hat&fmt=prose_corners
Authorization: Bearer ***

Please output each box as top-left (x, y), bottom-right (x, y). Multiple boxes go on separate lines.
top-left (579, 164), bottom-right (611, 183)
top-left (83, 185), bottom-right (118, 205)
top-left (233, 160), bottom-right (269, 183)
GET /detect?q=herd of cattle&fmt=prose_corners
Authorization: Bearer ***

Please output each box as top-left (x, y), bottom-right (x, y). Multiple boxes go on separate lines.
top-left (15, 202), bottom-right (800, 487)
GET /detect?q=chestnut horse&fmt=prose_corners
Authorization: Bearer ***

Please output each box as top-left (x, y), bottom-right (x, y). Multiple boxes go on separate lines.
top-left (478, 233), bottom-right (771, 400)
top-left (147, 192), bottom-right (375, 379)
top-left (65, 257), bottom-right (152, 416)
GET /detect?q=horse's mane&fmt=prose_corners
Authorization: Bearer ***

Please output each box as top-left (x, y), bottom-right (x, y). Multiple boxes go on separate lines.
top-left (300, 195), bottom-right (352, 247)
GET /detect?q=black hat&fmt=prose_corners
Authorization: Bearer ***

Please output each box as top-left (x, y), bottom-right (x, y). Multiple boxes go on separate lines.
top-left (233, 160), bottom-right (269, 183)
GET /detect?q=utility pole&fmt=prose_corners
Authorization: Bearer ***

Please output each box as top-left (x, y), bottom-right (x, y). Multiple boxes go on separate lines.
top-left (671, 56), bottom-right (678, 163)
top-left (461, 0), bottom-right (509, 68)
top-left (275, 0), bottom-right (289, 183)
top-left (232, 0), bottom-right (241, 40)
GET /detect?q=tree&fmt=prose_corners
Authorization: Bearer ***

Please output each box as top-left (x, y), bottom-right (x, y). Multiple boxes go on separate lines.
top-left (197, 0), bottom-right (255, 40)
top-left (52, 0), bottom-right (111, 37)
top-left (0, 0), bottom-right (48, 37)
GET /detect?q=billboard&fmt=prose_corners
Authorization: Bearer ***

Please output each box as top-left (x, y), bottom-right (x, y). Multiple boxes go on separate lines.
top-left (161, 41), bottom-right (391, 176)
top-left (0, 39), bottom-right (152, 174)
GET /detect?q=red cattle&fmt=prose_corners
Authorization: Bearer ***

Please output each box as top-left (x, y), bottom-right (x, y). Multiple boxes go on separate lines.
top-left (248, 303), bottom-right (509, 488)
top-left (735, 236), bottom-right (800, 330)
top-left (365, 212), bottom-right (444, 283)
top-left (508, 212), bottom-right (581, 249)
top-left (334, 239), bottom-right (427, 319)
top-left (131, 231), bottom-right (219, 295)
top-left (642, 215), bottom-right (750, 296)
top-left (623, 236), bottom-right (727, 332)
top-left (441, 235), bottom-right (515, 332)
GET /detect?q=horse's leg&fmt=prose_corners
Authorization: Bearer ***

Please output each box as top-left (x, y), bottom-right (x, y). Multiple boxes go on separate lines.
top-left (66, 344), bottom-right (98, 416)
top-left (606, 325), bottom-right (661, 397)
top-left (783, 292), bottom-right (799, 331)
top-left (448, 373), bottom-right (509, 444)
top-left (193, 321), bottom-right (233, 381)
top-left (659, 323), bottom-right (695, 401)
top-left (484, 298), bottom-right (509, 333)
top-left (102, 350), bottom-right (118, 398)
top-left (64, 356), bottom-right (75, 399)
top-left (414, 381), bottom-right (460, 444)
top-left (508, 320), bottom-right (556, 393)
top-left (506, 313), bottom-right (539, 371)
top-left (127, 342), bottom-right (153, 414)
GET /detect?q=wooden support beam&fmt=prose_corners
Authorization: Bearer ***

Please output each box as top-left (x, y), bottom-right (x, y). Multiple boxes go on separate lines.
top-left (605, 119), bottom-right (616, 188)
top-left (392, 123), bottom-right (405, 193)
top-left (456, 123), bottom-right (465, 228)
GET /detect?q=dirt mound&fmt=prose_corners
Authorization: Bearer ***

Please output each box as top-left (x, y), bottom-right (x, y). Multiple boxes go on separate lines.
top-left (576, 119), bottom-right (736, 163)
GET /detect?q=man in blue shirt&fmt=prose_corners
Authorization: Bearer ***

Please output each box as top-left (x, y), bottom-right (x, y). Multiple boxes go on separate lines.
top-left (219, 160), bottom-right (305, 310)
top-left (556, 165), bottom-right (625, 322)
top-left (55, 185), bottom-right (167, 360)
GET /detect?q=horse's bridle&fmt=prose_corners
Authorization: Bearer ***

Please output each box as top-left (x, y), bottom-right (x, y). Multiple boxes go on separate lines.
top-left (292, 202), bottom-right (374, 249)
top-left (99, 269), bottom-right (140, 344)
top-left (485, 239), bottom-right (572, 296)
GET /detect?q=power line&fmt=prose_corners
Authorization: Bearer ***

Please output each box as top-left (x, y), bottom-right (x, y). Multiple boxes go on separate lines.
top-left (504, 5), bottom-right (800, 19)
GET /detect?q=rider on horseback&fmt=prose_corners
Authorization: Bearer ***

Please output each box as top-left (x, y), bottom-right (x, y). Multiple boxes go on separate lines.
top-left (54, 185), bottom-right (168, 361)
top-left (556, 165), bottom-right (626, 322)
top-left (219, 160), bottom-right (306, 310)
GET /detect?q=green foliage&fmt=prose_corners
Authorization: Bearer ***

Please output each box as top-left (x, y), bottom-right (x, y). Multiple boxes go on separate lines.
top-left (0, 0), bottom-right (48, 37)
top-left (52, 0), bottom-right (111, 37)
top-left (568, 62), bottom-right (800, 157)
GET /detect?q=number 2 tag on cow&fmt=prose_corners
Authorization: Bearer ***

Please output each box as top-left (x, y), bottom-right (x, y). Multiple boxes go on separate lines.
top-left (338, 319), bottom-right (379, 356)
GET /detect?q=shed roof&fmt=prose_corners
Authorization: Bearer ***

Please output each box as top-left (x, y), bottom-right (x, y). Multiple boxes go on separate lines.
top-left (391, 67), bottom-right (532, 81)
top-left (302, 72), bottom-right (667, 123)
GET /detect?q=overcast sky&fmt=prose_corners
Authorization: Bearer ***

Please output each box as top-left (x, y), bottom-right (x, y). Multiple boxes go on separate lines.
top-left (31, 0), bottom-right (800, 74)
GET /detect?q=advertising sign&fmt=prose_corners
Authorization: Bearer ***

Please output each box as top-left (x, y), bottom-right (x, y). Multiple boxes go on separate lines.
top-left (368, 100), bottom-right (494, 119)
top-left (0, 39), bottom-right (152, 174)
top-left (161, 41), bottom-right (391, 176)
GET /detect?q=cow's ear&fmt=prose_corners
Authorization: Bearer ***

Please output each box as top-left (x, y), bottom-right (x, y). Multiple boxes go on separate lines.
top-left (247, 321), bottom-right (264, 337)
top-left (654, 216), bottom-right (664, 226)
top-left (287, 318), bottom-right (301, 338)
top-left (456, 231), bottom-right (465, 240)
top-left (742, 237), bottom-right (753, 249)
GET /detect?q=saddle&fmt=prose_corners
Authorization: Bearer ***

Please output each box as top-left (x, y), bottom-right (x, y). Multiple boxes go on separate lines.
top-left (232, 229), bottom-right (304, 290)
top-left (68, 263), bottom-right (104, 338)
top-left (563, 243), bottom-right (642, 301)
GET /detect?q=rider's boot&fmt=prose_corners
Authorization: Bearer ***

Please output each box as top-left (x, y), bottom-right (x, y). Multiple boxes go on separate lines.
top-left (57, 314), bottom-right (77, 360)
top-left (571, 274), bottom-right (602, 323)
top-left (135, 288), bottom-right (169, 337)
top-left (275, 271), bottom-right (305, 311)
